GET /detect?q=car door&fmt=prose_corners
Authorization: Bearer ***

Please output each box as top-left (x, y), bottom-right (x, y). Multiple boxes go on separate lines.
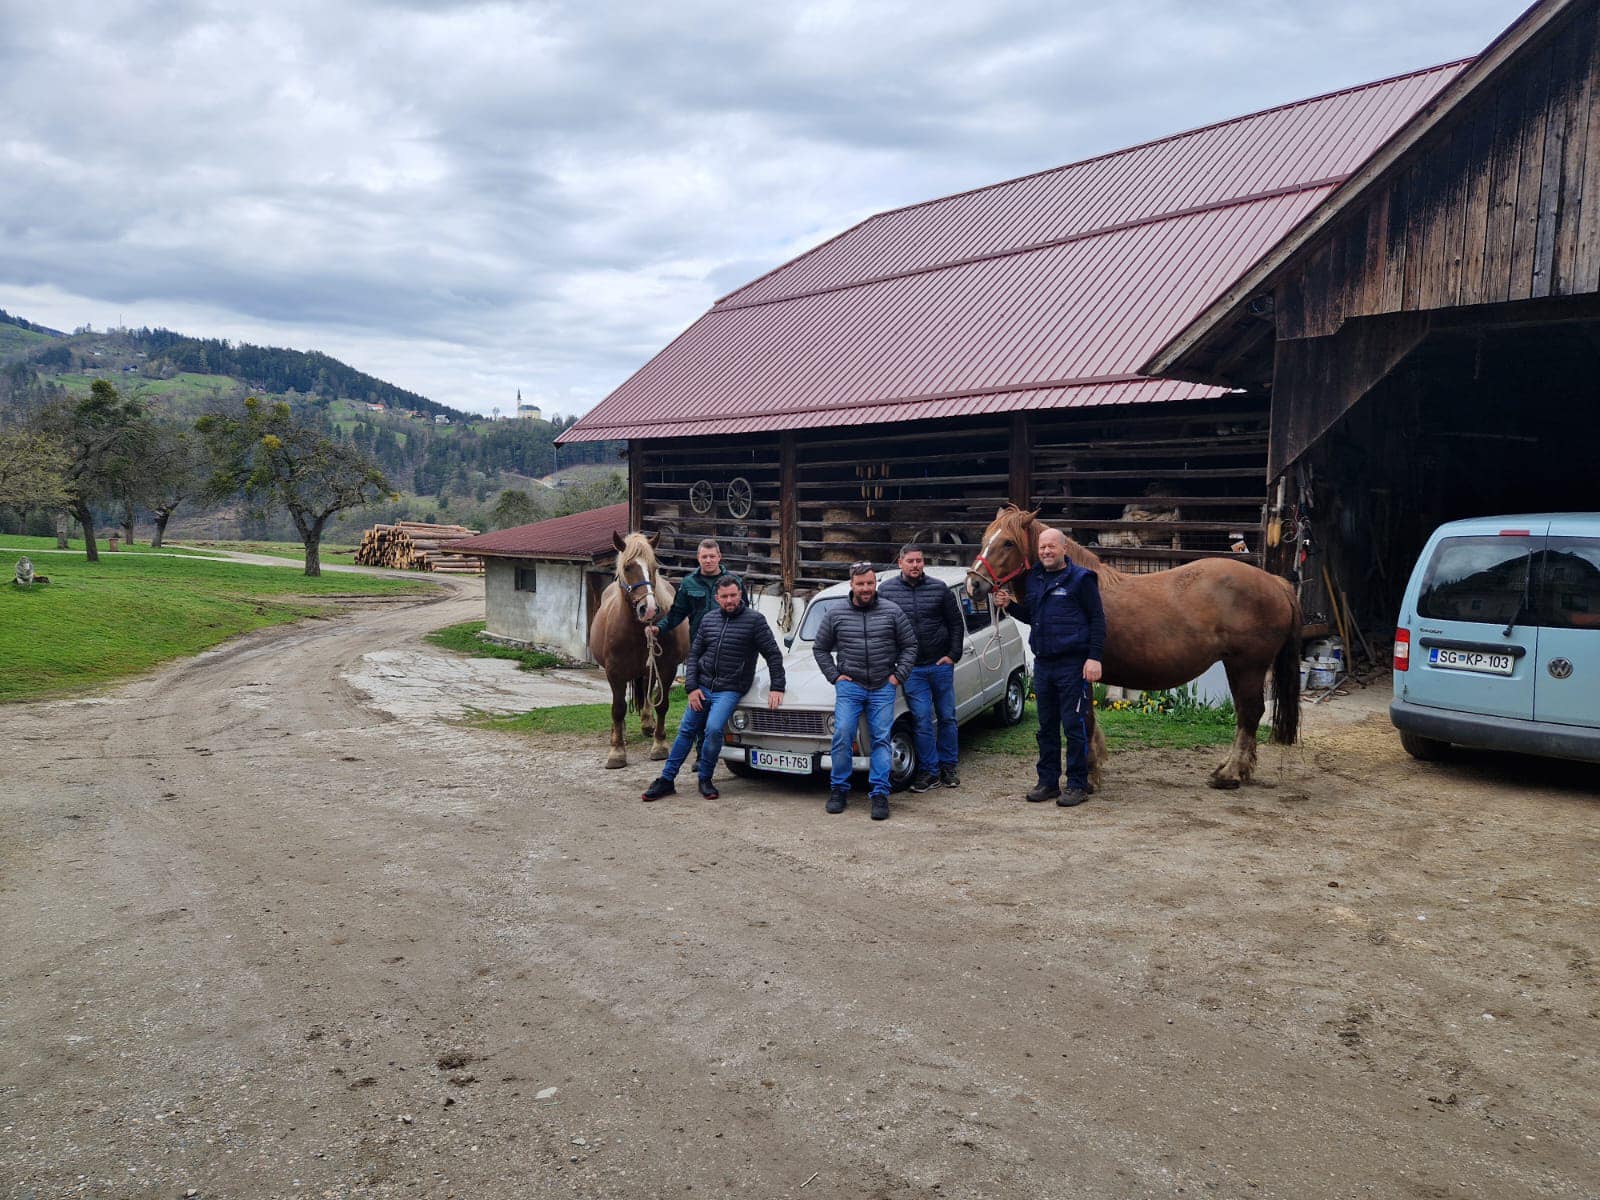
top-left (1532, 533), bottom-right (1600, 729)
top-left (954, 594), bottom-right (1004, 718)
top-left (1401, 526), bottom-right (1546, 721)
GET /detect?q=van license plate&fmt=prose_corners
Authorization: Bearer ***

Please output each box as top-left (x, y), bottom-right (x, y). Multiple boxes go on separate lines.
top-left (749, 748), bottom-right (812, 775)
top-left (1428, 647), bottom-right (1514, 675)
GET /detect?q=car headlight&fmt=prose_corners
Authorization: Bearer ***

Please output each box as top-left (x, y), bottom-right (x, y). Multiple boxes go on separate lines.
top-left (826, 713), bottom-right (835, 735)
top-left (730, 709), bottom-right (749, 731)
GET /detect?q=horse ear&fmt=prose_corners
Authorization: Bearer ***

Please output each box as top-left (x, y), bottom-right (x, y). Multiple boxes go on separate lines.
top-left (1025, 508), bottom-right (1040, 523)
top-left (646, 531), bottom-right (660, 549)
top-left (611, 531), bottom-right (626, 553)
top-left (995, 505), bottom-right (1009, 520)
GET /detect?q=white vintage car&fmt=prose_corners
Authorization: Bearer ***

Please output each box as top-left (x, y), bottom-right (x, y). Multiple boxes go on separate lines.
top-left (718, 566), bottom-right (1029, 790)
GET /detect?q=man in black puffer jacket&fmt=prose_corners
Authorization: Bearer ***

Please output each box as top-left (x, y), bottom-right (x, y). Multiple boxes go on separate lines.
top-left (643, 577), bottom-right (785, 803)
top-left (812, 563), bottom-right (917, 821)
top-left (878, 545), bottom-right (966, 794)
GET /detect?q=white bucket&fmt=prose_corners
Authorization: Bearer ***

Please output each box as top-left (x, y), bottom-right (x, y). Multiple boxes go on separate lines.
top-left (1305, 655), bottom-right (1341, 688)
top-left (1306, 636), bottom-right (1345, 665)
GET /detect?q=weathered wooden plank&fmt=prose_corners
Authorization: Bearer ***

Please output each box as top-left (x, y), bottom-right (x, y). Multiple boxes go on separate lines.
top-left (1418, 126), bottom-right (1458, 311)
top-left (1380, 171), bottom-right (1410, 312)
top-left (1458, 91), bottom-right (1498, 307)
top-left (1507, 41), bottom-right (1553, 302)
top-left (1551, 8), bottom-right (1597, 294)
top-left (779, 431), bottom-right (798, 594)
top-left (1572, 10), bottom-right (1600, 294)
top-left (1481, 60), bottom-right (1529, 304)
top-left (1402, 159), bottom-right (1432, 312)
top-left (1532, 31), bottom-right (1576, 297)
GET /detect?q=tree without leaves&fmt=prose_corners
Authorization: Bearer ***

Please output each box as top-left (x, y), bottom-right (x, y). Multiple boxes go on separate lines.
top-left (199, 396), bottom-right (388, 576)
top-left (135, 423), bottom-right (209, 548)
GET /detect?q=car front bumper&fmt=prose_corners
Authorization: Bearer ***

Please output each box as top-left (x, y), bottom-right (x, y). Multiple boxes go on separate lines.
top-left (720, 746), bottom-right (872, 773)
top-left (1390, 698), bottom-right (1600, 764)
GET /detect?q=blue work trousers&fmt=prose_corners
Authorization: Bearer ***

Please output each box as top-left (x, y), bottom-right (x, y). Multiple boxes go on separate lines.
top-left (662, 689), bottom-right (742, 783)
top-left (829, 679), bottom-right (897, 797)
top-left (903, 662), bottom-right (959, 772)
top-left (1033, 657), bottom-right (1090, 791)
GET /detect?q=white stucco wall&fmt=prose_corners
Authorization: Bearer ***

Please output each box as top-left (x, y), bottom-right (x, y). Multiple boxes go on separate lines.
top-left (483, 558), bottom-right (593, 662)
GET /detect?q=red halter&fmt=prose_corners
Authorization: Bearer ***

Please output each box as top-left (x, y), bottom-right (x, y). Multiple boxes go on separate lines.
top-left (971, 549), bottom-right (1030, 588)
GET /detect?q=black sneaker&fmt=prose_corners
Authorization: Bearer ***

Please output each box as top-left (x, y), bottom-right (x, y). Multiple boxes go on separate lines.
top-left (825, 789), bottom-right (848, 814)
top-left (940, 767), bottom-right (960, 789)
top-left (698, 777), bottom-right (719, 800)
top-left (641, 777), bottom-right (675, 802)
top-left (909, 770), bottom-right (938, 793)
top-left (1057, 788), bottom-right (1089, 808)
top-left (870, 794), bottom-right (890, 821)
top-left (1025, 783), bottom-right (1060, 803)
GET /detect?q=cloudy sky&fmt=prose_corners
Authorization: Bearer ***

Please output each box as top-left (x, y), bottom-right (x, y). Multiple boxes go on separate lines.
top-left (0, 0), bottom-right (1532, 418)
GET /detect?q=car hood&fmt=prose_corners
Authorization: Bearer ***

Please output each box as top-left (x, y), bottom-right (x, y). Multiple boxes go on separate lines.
top-left (740, 647), bottom-right (841, 710)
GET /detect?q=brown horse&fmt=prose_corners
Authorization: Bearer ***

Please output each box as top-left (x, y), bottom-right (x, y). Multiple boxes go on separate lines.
top-left (968, 506), bottom-right (1300, 788)
top-left (588, 531), bottom-right (689, 769)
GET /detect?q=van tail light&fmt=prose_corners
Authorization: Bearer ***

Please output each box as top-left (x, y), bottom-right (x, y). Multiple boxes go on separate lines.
top-left (1393, 628), bottom-right (1411, 671)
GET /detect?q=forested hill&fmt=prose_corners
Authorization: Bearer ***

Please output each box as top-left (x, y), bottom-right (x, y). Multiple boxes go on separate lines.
top-left (0, 319), bottom-right (473, 422)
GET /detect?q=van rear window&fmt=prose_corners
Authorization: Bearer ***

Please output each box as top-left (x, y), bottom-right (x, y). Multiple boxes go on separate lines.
top-left (1417, 537), bottom-right (1533, 625)
top-left (1536, 538), bottom-right (1600, 629)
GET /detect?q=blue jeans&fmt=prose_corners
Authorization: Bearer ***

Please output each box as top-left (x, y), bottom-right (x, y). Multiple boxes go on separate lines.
top-left (662, 689), bottom-right (742, 783)
top-left (903, 662), bottom-right (958, 772)
top-left (830, 679), bottom-right (897, 796)
top-left (1034, 657), bottom-right (1089, 790)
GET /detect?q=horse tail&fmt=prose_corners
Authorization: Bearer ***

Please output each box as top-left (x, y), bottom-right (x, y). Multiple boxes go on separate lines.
top-left (1270, 579), bottom-right (1302, 746)
top-left (630, 675), bottom-right (646, 716)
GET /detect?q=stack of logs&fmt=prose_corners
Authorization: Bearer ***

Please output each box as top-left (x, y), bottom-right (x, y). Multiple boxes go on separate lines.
top-left (354, 522), bottom-right (484, 574)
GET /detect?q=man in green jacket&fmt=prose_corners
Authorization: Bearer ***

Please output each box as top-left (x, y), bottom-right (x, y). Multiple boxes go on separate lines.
top-left (648, 538), bottom-right (749, 766)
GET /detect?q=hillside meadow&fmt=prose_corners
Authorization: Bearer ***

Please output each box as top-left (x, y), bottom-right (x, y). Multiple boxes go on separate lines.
top-left (0, 550), bottom-right (440, 702)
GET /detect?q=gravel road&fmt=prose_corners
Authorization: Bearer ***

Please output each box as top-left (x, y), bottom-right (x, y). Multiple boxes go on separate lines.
top-left (3, 583), bottom-right (1596, 1199)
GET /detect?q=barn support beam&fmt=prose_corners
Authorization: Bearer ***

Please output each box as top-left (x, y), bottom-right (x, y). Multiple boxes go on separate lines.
top-left (1009, 413), bottom-right (1032, 507)
top-left (628, 442), bottom-right (644, 531)
top-left (779, 431), bottom-right (798, 594)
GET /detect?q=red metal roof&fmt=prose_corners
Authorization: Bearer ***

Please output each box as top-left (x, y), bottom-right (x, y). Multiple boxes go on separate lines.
top-left (447, 503), bottom-right (630, 561)
top-left (560, 61), bottom-right (1468, 444)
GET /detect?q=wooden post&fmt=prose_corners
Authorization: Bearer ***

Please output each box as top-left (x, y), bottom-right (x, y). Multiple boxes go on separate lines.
top-left (779, 431), bottom-right (798, 595)
top-left (628, 441), bottom-right (645, 532)
top-left (1008, 413), bottom-right (1032, 507)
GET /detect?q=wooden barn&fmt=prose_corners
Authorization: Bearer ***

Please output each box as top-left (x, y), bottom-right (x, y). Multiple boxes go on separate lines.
top-left (556, 56), bottom-right (1475, 636)
top-left (1148, 0), bottom-right (1600, 644)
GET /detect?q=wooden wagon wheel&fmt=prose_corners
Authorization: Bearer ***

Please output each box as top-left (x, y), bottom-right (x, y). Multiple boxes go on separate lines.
top-left (725, 476), bottom-right (753, 519)
top-left (688, 479), bottom-right (714, 515)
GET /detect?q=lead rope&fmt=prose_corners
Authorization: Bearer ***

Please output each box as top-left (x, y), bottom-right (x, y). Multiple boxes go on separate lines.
top-left (644, 620), bottom-right (667, 710)
top-left (978, 593), bottom-right (1006, 672)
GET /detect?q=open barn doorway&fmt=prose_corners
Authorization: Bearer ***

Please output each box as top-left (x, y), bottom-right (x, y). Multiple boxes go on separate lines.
top-left (1288, 314), bottom-right (1600, 646)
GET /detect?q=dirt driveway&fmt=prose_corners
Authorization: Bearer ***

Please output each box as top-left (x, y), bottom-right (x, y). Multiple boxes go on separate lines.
top-left (2, 585), bottom-right (1596, 1200)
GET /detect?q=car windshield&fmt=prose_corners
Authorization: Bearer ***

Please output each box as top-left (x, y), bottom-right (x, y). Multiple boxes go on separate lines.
top-left (796, 596), bottom-right (849, 642)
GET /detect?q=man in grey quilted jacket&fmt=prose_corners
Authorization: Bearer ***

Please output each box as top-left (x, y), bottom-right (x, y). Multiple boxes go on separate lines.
top-left (812, 562), bottom-right (917, 821)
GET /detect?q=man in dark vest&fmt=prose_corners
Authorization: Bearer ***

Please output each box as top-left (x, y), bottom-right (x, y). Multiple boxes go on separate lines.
top-left (877, 544), bottom-right (965, 792)
top-left (995, 527), bottom-right (1106, 808)
top-left (649, 538), bottom-right (747, 768)
top-left (643, 576), bottom-right (785, 802)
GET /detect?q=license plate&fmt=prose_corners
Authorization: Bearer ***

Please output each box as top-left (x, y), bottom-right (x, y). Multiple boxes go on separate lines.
top-left (1428, 647), bottom-right (1514, 676)
top-left (748, 748), bottom-right (812, 775)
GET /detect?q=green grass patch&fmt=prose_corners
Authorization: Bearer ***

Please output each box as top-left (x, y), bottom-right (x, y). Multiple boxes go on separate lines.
top-left (0, 535), bottom-right (216, 557)
top-left (178, 539), bottom-right (359, 562)
top-left (474, 687), bottom-right (1242, 754)
top-left (0, 550), bottom-right (439, 702)
top-left (426, 620), bottom-right (561, 671)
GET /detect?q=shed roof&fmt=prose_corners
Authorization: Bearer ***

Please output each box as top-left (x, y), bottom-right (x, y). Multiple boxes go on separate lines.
top-left (559, 61), bottom-right (1468, 444)
top-left (447, 502), bottom-right (629, 561)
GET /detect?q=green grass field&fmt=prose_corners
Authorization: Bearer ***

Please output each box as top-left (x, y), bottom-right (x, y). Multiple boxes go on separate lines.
top-left (177, 539), bottom-right (360, 562)
top-left (0, 550), bottom-right (440, 702)
top-left (425, 620), bottom-right (562, 671)
top-left (478, 693), bottom-right (1239, 755)
top-left (0, 534), bottom-right (218, 557)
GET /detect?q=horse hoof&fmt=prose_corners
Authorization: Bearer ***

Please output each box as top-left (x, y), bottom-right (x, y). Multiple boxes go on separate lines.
top-left (1208, 775), bottom-right (1241, 790)
top-left (649, 745), bottom-right (669, 761)
top-left (605, 753), bottom-right (627, 769)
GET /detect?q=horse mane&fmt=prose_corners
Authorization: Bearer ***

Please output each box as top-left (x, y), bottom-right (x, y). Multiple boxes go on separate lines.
top-left (613, 532), bottom-right (672, 606)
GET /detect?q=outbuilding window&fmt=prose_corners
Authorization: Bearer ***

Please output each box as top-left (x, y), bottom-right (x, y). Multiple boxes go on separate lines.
top-left (515, 563), bottom-right (538, 593)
